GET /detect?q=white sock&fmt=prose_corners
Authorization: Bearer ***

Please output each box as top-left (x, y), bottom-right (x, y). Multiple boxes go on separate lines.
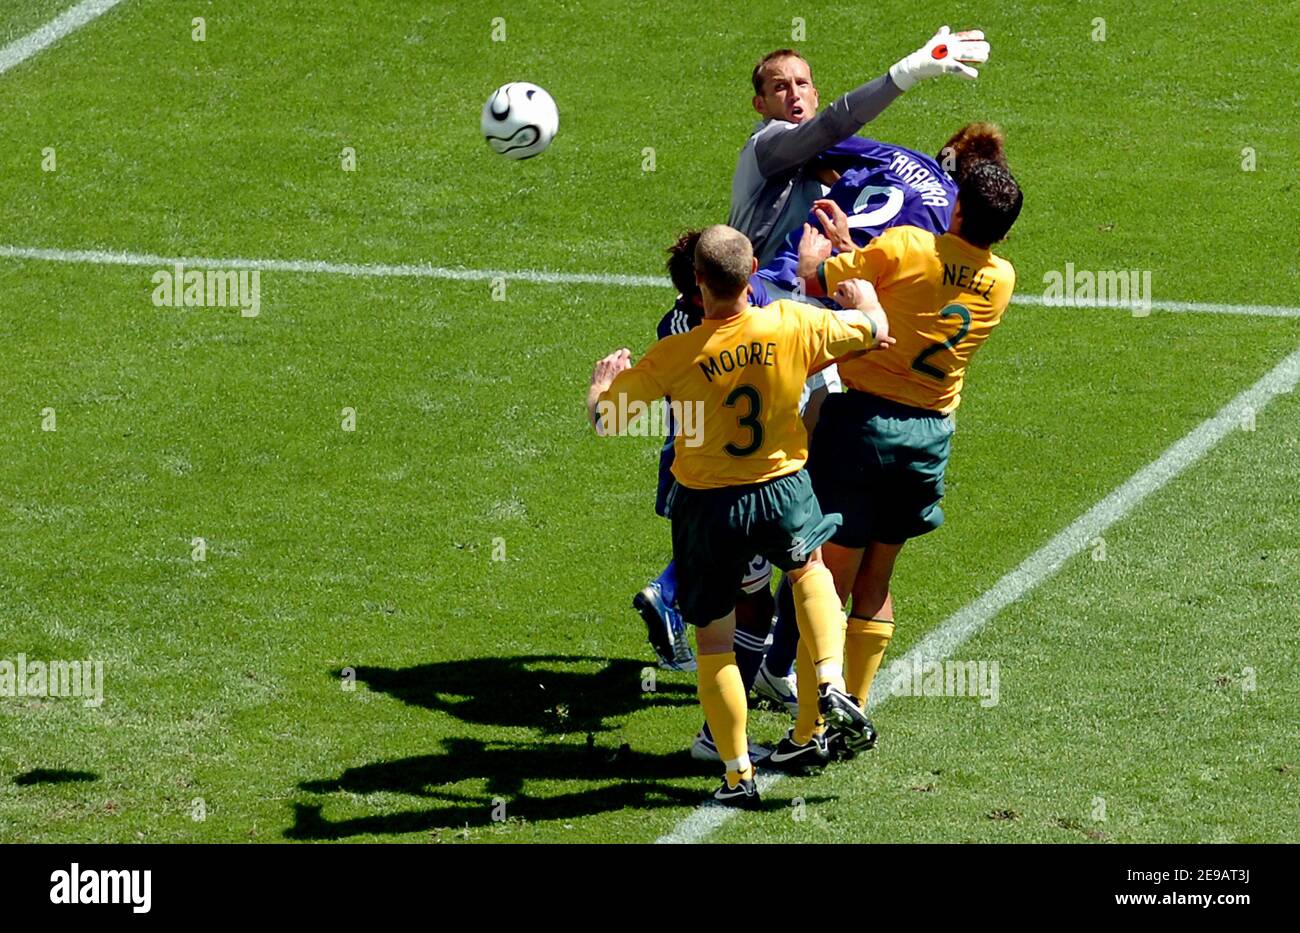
top-left (724, 754), bottom-right (752, 775)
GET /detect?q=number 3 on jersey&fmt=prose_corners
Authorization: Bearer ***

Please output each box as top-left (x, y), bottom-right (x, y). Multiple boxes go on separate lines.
top-left (912, 304), bottom-right (971, 381)
top-left (723, 384), bottom-right (763, 457)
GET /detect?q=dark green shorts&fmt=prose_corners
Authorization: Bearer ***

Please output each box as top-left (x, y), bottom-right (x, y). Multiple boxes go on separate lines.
top-left (666, 470), bottom-right (840, 628)
top-left (807, 390), bottom-right (954, 547)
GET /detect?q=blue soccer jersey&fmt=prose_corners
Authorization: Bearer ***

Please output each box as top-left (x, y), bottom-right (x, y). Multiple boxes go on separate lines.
top-left (757, 137), bottom-right (957, 293)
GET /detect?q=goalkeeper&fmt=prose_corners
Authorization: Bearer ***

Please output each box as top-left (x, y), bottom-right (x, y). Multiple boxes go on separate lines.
top-left (730, 26), bottom-right (991, 266)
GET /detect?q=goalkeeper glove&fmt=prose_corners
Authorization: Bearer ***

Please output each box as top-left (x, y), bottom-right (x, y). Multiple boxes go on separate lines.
top-left (889, 26), bottom-right (990, 91)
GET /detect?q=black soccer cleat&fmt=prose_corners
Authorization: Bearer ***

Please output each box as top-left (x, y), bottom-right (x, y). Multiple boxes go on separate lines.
top-left (764, 729), bottom-right (830, 775)
top-left (632, 583), bottom-right (695, 672)
top-left (818, 685), bottom-right (878, 753)
top-left (823, 722), bottom-right (879, 760)
top-left (712, 776), bottom-right (761, 810)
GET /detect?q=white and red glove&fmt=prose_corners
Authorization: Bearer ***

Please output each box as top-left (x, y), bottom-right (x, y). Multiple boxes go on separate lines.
top-left (889, 26), bottom-right (990, 91)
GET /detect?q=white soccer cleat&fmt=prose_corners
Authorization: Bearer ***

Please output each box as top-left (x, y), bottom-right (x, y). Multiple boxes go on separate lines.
top-left (753, 663), bottom-right (799, 718)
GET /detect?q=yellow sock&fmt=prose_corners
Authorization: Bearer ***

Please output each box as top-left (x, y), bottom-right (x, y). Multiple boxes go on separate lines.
top-left (793, 638), bottom-right (826, 745)
top-left (791, 563), bottom-right (846, 690)
top-left (696, 652), bottom-right (752, 785)
top-left (845, 616), bottom-right (895, 709)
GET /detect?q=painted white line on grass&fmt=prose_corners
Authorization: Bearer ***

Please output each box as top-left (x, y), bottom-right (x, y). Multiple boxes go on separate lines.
top-left (655, 344), bottom-right (1300, 844)
top-left (1, 244), bottom-right (1299, 318)
top-left (0, 244), bottom-right (669, 289)
top-left (0, 0), bottom-right (126, 75)
top-left (1019, 295), bottom-right (1300, 318)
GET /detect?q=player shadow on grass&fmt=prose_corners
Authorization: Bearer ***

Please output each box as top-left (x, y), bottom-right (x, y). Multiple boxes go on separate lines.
top-left (13, 768), bottom-right (98, 786)
top-left (344, 654), bottom-right (695, 735)
top-left (286, 737), bottom-right (804, 840)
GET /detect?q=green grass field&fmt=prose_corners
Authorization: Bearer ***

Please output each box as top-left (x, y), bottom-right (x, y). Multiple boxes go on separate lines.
top-left (1, 0), bottom-right (1297, 843)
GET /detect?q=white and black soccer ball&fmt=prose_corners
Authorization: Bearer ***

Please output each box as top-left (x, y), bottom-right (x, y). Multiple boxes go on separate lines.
top-left (480, 82), bottom-right (559, 160)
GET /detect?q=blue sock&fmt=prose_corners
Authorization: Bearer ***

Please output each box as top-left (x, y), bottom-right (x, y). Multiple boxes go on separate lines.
top-left (734, 625), bottom-right (769, 694)
top-left (764, 577), bottom-right (799, 677)
top-left (653, 560), bottom-right (677, 607)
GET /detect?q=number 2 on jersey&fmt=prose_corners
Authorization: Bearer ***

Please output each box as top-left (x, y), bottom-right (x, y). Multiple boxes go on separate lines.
top-left (723, 384), bottom-right (763, 457)
top-left (911, 304), bottom-right (971, 381)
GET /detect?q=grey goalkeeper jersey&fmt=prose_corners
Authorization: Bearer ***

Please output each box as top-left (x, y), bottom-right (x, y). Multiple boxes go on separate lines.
top-left (727, 73), bottom-right (902, 267)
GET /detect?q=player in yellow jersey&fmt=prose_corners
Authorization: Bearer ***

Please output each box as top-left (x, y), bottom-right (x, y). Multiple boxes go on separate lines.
top-left (790, 152), bottom-right (1023, 758)
top-left (586, 225), bottom-right (892, 807)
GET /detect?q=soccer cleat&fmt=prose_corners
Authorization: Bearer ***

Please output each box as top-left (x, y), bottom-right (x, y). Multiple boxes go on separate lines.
top-left (753, 662), bottom-right (799, 717)
top-left (633, 582), bottom-right (695, 672)
top-left (668, 619), bottom-right (696, 671)
top-left (822, 724), bottom-right (873, 761)
top-left (841, 693), bottom-right (879, 750)
top-left (712, 775), bottom-right (761, 810)
top-left (689, 727), bottom-right (772, 765)
top-left (764, 729), bottom-right (829, 775)
top-left (818, 685), bottom-right (878, 752)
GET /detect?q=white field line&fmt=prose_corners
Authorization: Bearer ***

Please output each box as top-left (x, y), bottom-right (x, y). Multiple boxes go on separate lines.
top-left (0, 0), bottom-right (126, 75)
top-left (0, 244), bottom-right (669, 289)
top-left (655, 343), bottom-right (1300, 844)
top-left (1021, 295), bottom-right (1300, 318)
top-left (0, 244), bottom-right (1298, 318)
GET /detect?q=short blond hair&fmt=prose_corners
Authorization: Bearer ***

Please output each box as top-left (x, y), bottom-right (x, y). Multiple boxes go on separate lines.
top-left (694, 225), bottom-right (753, 299)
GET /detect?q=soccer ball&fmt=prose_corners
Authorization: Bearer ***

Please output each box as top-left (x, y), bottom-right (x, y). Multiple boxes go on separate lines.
top-left (480, 82), bottom-right (559, 160)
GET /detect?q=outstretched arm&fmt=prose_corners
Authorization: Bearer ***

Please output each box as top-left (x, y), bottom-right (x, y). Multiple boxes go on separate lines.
top-left (754, 74), bottom-right (901, 178)
top-left (754, 27), bottom-right (990, 179)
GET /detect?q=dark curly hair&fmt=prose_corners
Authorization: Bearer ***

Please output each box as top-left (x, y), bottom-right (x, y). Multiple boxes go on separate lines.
top-left (956, 161), bottom-right (1023, 249)
top-left (666, 229), bottom-right (705, 299)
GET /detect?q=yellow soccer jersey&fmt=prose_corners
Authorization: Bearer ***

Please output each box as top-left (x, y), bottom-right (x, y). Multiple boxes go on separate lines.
top-left (819, 226), bottom-right (1016, 413)
top-left (598, 299), bottom-right (876, 489)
